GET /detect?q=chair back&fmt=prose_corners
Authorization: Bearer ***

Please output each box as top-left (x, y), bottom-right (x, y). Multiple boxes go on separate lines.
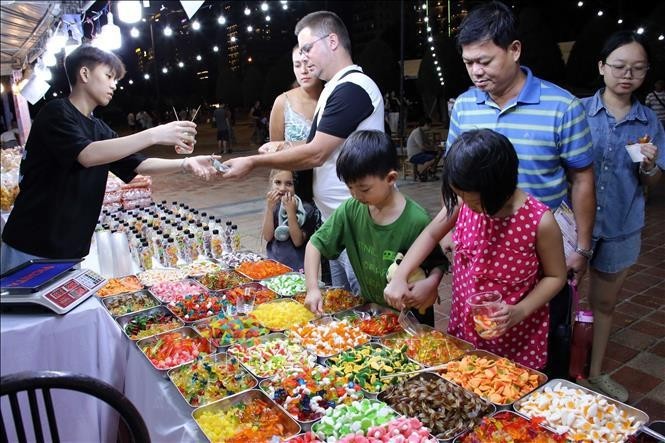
top-left (1, 371), bottom-right (150, 443)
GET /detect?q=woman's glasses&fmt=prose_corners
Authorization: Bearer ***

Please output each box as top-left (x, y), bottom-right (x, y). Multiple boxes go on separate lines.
top-left (604, 62), bottom-right (650, 79)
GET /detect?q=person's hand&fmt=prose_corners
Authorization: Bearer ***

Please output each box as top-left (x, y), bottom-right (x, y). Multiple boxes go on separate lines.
top-left (439, 232), bottom-right (455, 263)
top-left (152, 121), bottom-right (197, 150)
top-left (220, 157), bottom-right (254, 179)
top-left (182, 155), bottom-right (217, 181)
top-left (281, 192), bottom-right (297, 214)
top-left (403, 275), bottom-right (440, 311)
top-left (384, 278), bottom-right (410, 310)
top-left (258, 141), bottom-right (283, 154)
top-left (567, 253), bottom-right (588, 286)
top-left (640, 143), bottom-right (658, 172)
top-left (266, 190), bottom-right (281, 210)
top-left (304, 288), bottom-right (324, 315)
top-left (487, 302), bottom-right (524, 338)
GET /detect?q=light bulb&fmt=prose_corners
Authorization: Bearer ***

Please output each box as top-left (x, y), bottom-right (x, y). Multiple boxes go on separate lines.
top-left (261, 2), bottom-right (268, 11)
top-left (196, 55), bottom-right (202, 61)
top-left (117, 1), bottom-right (142, 24)
top-left (163, 26), bottom-right (173, 37)
top-left (130, 27), bottom-right (140, 38)
top-left (98, 12), bottom-right (122, 50)
top-left (162, 67), bottom-right (168, 74)
top-left (213, 45), bottom-right (219, 52)
top-left (192, 20), bottom-right (201, 31)
top-left (247, 25), bottom-right (253, 32)
top-left (144, 73), bottom-right (150, 79)
top-left (218, 15), bottom-right (226, 25)
top-left (178, 61), bottom-right (184, 68)
top-left (244, 7), bottom-right (251, 15)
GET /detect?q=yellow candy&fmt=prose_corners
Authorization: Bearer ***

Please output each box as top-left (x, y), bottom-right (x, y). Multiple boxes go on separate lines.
top-left (251, 301), bottom-right (315, 330)
top-left (195, 409), bottom-right (239, 441)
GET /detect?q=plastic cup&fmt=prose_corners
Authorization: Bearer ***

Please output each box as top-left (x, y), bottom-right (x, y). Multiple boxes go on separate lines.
top-left (625, 144), bottom-right (645, 163)
top-left (236, 287), bottom-right (256, 315)
top-left (466, 291), bottom-right (504, 339)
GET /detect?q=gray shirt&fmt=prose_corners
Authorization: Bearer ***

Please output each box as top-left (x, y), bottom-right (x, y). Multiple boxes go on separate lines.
top-left (214, 108), bottom-right (229, 131)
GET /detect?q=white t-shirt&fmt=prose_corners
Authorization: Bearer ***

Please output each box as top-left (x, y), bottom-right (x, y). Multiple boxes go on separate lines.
top-left (308, 65), bottom-right (384, 220)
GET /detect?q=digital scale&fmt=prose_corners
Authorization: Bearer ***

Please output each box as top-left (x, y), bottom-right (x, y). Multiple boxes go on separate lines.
top-left (0, 259), bottom-right (106, 314)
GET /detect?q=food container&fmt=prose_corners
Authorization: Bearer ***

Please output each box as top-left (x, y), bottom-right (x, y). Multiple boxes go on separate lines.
top-left (334, 303), bottom-right (402, 338)
top-left (192, 389), bottom-right (301, 442)
top-left (259, 364), bottom-right (364, 431)
top-left (513, 378), bottom-right (648, 442)
top-left (217, 250), bottom-right (264, 269)
top-left (149, 278), bottom-right (209, 303)
top-left (96, 274), bottom-right (143, 297)
top-left (101, 289), bottom-right (160, 317)
top-left (438, 350), bottom-right (547, 409)
top-left (260, 272), bottom-right (307, 297)
top-left (452, 409), bottom-right (566, 443)
top-left (293, 286), bottom-right (364, 315)
top-left (220, 282), bottom-right (279, 307)
top-left (137, 268), bottom-right (187, 287)
top-left (191, 314), bottom-right (270, 351)
top-left (165, 292), bottom-right (226, 323)
top-left (378, 372), bottom-right (495, 442)
top-left (227, 332), bottom-right (317, 379)
top-left (323, 342), bottom-right (421, 398)
top-left (167, 351), bottom-right (257, 408)
top-left (250, 298), bottom-right (316, 332)
top-left (379, 325), bottom-right (474, 367)
top-left (178, 259), bottom-right (224, 278)
top-left (116, 305), bottom-right (184, 340)
top-left (288, 316), bottom-right (370, 362)
top-left (235, 259), bottom-right (292, 280)
top-left (311, 399), bottom-right (398, 441)
top-left (136, 326), bottom-right (213, 372)
top-left (196, 270), bottom-right (250, 291)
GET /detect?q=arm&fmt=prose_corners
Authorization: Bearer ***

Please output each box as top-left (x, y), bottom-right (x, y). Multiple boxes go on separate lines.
top-left (269, 94), bottom-right (286, 142)
top-left (639, 143), bottom-right (663, 187)
top-left (404, 267), bottom-right (444, 311)
top-left (567, 165), bottom-right (595, 285)
top-left (77, 121), bottom-right (197, 167)
top-left (490, 211), bottom-right (567, 334)
top-left (135, 156), bottom-right (217, 180)
top-left (304, 241), bottom-right (324, 314)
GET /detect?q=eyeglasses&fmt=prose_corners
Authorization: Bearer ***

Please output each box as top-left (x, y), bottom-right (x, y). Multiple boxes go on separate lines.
top-left (299, 34), bottom-right (330, 56)
top-left (604, 62), bottom-right (650, 79)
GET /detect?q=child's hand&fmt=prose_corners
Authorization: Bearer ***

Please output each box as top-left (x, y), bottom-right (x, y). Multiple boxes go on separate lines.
top-left (266, 190), bottom-right (281, 210)
top-left (281, 192), bottom-right (298, 214)
top-left (403, 276), bottom-right (439, 311)
top-left (304, 289), bottom-right (324, 315)
top-left (384, 279), bottom-right (409, 310)
top-left (488, 303), bottom-right (524, 337)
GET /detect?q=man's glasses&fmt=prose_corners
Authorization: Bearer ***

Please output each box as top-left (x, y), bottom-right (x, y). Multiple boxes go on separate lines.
top-left (299, 34), bottom-right (330, 56)
top-left (604, 62), bottom-right (650, 79)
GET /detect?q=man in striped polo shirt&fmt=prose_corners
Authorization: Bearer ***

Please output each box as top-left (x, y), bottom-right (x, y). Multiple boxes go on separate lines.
top-left (446, 1), bottom-right (596, 286)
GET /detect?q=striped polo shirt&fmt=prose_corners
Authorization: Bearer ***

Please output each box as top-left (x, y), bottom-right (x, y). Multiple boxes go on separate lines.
top-left (447, 67), bottom-right (593, 209)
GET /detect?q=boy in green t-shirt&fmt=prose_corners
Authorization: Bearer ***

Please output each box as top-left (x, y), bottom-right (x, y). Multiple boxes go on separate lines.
top-left (303, 130), bottom-right (448, 325)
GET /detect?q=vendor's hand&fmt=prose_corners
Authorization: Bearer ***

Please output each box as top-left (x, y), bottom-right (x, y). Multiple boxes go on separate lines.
top-left (258, 141), bottom-right (283, 154)
top-left (281, 192), bottom-right (297, 214)
top-left (183, 155), bottom-right (217, 181)
top-left (384, 279), bottom-right (410, 310)
top-left (487, 302), bottom-right (524, 337)
top-left (266, 190), bottom-right (281, 210)
top-left (153, 121), bottom-right (197, 150)
top-left (304, 288), bottom-right (324, 315)
top-left (220, 157), bottom-right (254, 179)
top-left (640, 143), bottom-right (658, 171)
top-left (567, 253), bottom-right (588, 286)
top-left (403, 275), bottom-right (440, 311)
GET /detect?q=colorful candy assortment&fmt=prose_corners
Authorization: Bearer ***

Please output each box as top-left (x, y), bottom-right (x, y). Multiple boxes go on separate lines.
top-left (262, 365), bottom-right (364, 422)
top-left (261, 273), bottom-right (306, 296)
top-left (149, 279), bottom-right (207, 303)
top-left (251, 300), bottom-right (315, 331)
top-left (286, 433), bottom-right (324, 443)
top-left (197, 270), bottom-right (250, 291)
top-left (327, 344), bottom-right (421, 394)
top-left (227, 336), bottom-right (317, 378)
top-left (341, 311), bottom-right (401, 337)
top-left (218, 250), bottom-right (263, 269)
top-left (289, 319), bottom-right (370, 357)
top-left (193, 315), bottom-right (269, 348)
top-left (167, 293), bottom-right (226, 322)
top-left (235, 259), bottom-right (291, 280)
top-left (440, 353), bottom-right (542, 405)
top-left (137, 268), bottom-right (187, 286)
top-left (339, 417), bottom-right (437, 443)
top-left (122, 309), bottom-right (183, 340)
top-left (312, 399), bottom-right (397, 440)
top-left (168, 354), bottom-right (256, 407)
top-left (178, 259), bottom-right (223, 277)
top-left (459, 411), bottom-right (568, 443)
top-left (97, 275), bottom-right (143, 297)
top-left (381, 330), bottom-right (469, 366)
top-left (294, 288), bottom-right (363, 314)
top-left (103, 290), bottom-right (159, 316)
top-left (222, 283), bottom-right (278, 306)
top-left (139, 329), bottom-right (212, 370)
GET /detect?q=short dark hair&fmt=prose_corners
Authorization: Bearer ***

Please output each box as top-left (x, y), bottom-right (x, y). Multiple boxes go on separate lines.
top-left (457, 1), bottom-right (518, 50)
top-left (295, 11), bottom-right (352, 56)
top-left (599, 30), bottom-right (650, 63)
top-left (337, 130), bottom-right (398, 183)
top-left (64, 44), bottom-right (126, 88)
top-left (441, 129), bottom-right (518, 216)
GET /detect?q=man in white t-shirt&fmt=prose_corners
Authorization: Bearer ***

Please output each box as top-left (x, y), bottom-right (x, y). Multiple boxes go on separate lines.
top-left (221, 11), bottom-right (384, 293)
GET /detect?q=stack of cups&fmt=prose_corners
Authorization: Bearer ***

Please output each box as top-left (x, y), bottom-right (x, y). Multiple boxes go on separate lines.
top-left (95, 230), bottom-right (114, 278)
top-left (110, 231), bottom-right (133, 277)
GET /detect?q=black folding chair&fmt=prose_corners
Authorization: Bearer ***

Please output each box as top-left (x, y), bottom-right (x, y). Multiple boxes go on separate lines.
top-left (1, 371), bottom-right (150, 443)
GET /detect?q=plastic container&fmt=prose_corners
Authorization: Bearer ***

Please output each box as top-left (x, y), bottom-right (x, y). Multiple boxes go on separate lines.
top-left (569, 310), bottom-right (594, 380)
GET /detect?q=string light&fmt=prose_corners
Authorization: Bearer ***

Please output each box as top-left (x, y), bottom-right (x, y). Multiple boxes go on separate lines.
top-left (244, 7), bottom-right (251, 15)
top-left (178, 61), bottom-right (185, 68)
top-left (143, 73), bottom-right (150, 79)
top-left (163, 26), bottom-right (173, 37)
top-left (577, 1), bottom-right (583, 7)
top-left (247, 25), bottom-right (253, 32)
top-left (265, 15), bottom-right (271, 22)
top-left (636, 27), bottom-right (644, 34)
top-left (128, 79), bottom-right (134, 85)
top-left (130, 27), bottom-right (140, 38)
top-left (196, 55), bottom-right (202, 61)
top-left (162, 67), bottom-right (168, 73)
top-left (191, 20), bottom-right (201, 31)
top-left (617, 18), bottom-right (623, 24)
top-left (597, 10), bottom-right (603, 16)
top-left (260, 2), bottom-right (268, 12)
top-left (217, 15), bottom-right (226, 25)
top-left (213, 45), bottom-right (219, 52)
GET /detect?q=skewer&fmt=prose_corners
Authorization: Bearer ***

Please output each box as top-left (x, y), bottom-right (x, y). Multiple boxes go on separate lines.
top-left (191, 105), bottom-right (202, 122)
top-left (172, 106), bottom-right (179, 121)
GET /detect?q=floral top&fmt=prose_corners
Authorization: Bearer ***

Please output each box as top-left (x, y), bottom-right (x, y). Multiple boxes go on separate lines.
top-left (284, 94), bottom-right (313, 142)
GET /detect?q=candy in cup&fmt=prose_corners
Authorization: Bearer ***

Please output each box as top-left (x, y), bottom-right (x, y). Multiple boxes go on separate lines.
top-left (467, 291), bottom-right (504, 339)
top-left (398, 309), bottom-right (421, 336)
top-left (236, 287), bottom-right (255, 315)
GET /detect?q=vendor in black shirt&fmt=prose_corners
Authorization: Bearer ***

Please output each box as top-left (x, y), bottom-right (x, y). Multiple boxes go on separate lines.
top-left (1, 45), bottom-right (217, 273)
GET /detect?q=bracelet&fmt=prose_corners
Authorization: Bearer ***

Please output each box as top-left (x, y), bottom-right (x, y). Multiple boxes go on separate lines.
top-left (180, 157), bottom-right (188, 174)
top-left (575, 246), bottom-right (594, 260)
top-left (640, 164), bottom-right (659, 176)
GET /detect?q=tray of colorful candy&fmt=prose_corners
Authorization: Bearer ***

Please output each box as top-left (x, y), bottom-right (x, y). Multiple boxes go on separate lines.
top-left (136, 326), bottom-right (213, 371)
top-left (438, 350), bottom-right (547, 409)
top-left (259, 364), bottom-right (364, 429)
top-left (301, 417), bottom-right (437, 442)
top-left (191, 314), bottom-right (270, 350)
top-left (217, 250), bottom-right (264, 269)
top-left (513, 379), bottom-right (648, 442)
top-left (288, 317), bottom-right (370, 359)
top-left (378, 372), bottom-right (495, 441)
top-left (250, 298), bottom-right (316, 332)
top-left (96, 274), bottom-right (143, 297)
top-left (192, 389), bottom-right (301, 442)
top-left (220, 282), bottom-right (279, 307)
top-left (178, 259), bottom-right (224, 277)
top-left (196, 270), bottom-right (250, 291)
top-left (149, 278), bottom-right (209, 303)
top-left (379, 325), bottom-right (473, 367)
top-left (167, 352), bottom-right (257, 408)
top-left (165, 292), bottom-right (226, 323)
top-left (260, 272), bottom-right (307, 297)
top-left (227, 333), bottom-right (317, 379)
top-left (101, 289), bottom-right (160, 317)
top-left (117, 306), bottom-right (184, 340)
top-left (137, 268), bottom-right (187, 287)
top-left (334, 303), bottom-right (402, 338)
top-left (453, 410), bottom-right (569, 443)
top-left (293, 287), bottom-right (364, 315)
top-left (310, 399), bottom-right (398, 441)
top-left (324, 342), bottom-right (421, 397)
top-left (235, 259), bottom-right (292, 280)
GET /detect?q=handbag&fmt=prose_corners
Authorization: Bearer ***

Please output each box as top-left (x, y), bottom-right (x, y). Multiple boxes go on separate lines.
top-left (544, 280), bottom-right (574, 380)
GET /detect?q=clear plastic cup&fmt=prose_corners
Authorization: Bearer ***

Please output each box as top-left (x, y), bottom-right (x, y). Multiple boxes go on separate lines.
top-left (236, 287), bottom-right (256, 315)
top-left (466, 291), bottom-right (504, 339)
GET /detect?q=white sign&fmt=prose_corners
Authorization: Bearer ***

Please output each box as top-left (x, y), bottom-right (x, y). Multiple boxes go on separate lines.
top-left (180, 1), bottom-right (204, 19)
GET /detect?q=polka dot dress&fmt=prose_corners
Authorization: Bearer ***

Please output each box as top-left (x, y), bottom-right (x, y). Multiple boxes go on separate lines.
top-left (448, 195), bottom-right (550, 370)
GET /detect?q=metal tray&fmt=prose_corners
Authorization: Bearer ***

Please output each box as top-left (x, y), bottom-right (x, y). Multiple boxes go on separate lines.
top-left (136, 326), bottom-right (214, 372)
top-left (288, 316), bottom-right (371, 360)
top-left (260, 272), bottom-right (307, 297)
top-left (191, 314), bottom-right (270, 351)
top-left (101, 289), bottom-right (160, 317)
top-left (451, 409), bottom-right (563, 443)
top-left (250, 298), bottom-right (317, 332)
top-left (148, 277), bottom-right (209, 304)
top-left (96, 274), bottom-right (144, 298)
top-left (136, 268), bottom-right (187, 287)
top-left (310, 399), bottom-right (399, 441)
top-left (334, 303), bottom-right (402, 338)
top-left (293, 286), bottom-right (364, 315)
top-left (218, 282), bottom-right (279, 306)
top-left (379, 324), bottom-right (474, 367)
top-left (195, 269), bottom-right (250, 291)
top-left (164, 292), bottom-right (226, 324)
top-left (234, 258), bottom-right (292, 281)
top-left (116, 305), bottom-right (184, 341)
top-left (377, 371), bottom-right (495, 442)
top-left (177, 259), bottom-right (224, 278)
top-left (513, 378), bottom-right (649, 441)
top-left (217, 250), bottom-right (265, 269)
top-left (192, 389), bottom-right (301, 442)
top-left (167, 351), bottom-right (257, 408)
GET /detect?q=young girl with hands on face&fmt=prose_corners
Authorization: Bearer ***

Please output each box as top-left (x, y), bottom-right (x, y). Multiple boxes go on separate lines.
top-left (262, 169), bottom-right (318, 271)
top-left (384, 129), bottom-right (567, 370)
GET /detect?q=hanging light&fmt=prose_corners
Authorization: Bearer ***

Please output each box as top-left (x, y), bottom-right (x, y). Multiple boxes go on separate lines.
top-left (261, 2), bottom-right (268, 11)
top-left (162, 67), bottom-right (168, 74)
top-left (130, 27), bottom-right (140, 38)
top-left (117, 1), bottom-right (142, 24)
top-left (247, 25), bottom-right (253, 32)
top-left (128, 79), bottom-right (134, 85)
top-left (46, 31), bottom-right (67, 54)
top-left (196, 55), bottom-right (202, 61)
top-left (659, 34), bottom-right (664, 41)
top-left (636, 27), bottom-right (645, 34)
top-left (427, 36), bottom-right (433, 42)
top-left (213, 45), bottom-right (219, 52)
top-left (217, 15), bottom-right (226, 25)
top-left (144, 73), bottom-right (150, 80)
top-left (282, 4), bottom-right (288, 10)
top-left (34, 60), bottom-right (52, 81)
top-left (178, 61), bottom-right (185, 68)
top-left (577, 1), bottom-right (583, 6)
top-left (192, 20), bottom-right (201, 31)
top-left (163, 25), bottom-right (173, 37)
top-left (617, 18), bottom-right (623, 24)
top-left (597, 10), bottom-right (603, 16)
top-left (265, 15), bottom-right (271, 22)
top-left (96, 12), bottom-right (122, 50)
top-left (43, 51), bottom-right (57, 67)
top-left (244, 7), bottom-right (251, 15)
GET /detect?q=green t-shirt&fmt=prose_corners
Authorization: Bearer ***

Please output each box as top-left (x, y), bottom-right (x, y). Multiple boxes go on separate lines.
top-left (310, 197), bottom-right (448, 305)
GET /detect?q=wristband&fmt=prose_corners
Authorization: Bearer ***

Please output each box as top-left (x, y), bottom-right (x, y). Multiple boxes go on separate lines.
top-left (575, 246), bottom-right (593, 260)
top-left (640, 164), bottom-right (658, 176)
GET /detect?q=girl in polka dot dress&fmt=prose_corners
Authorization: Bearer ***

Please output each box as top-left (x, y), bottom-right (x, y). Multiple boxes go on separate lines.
top-left (385, 129), bottom-right (567, 370)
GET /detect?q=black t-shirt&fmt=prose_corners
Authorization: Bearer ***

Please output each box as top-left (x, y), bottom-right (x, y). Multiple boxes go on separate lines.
top-left (2, 99), bottom-right (145, 259)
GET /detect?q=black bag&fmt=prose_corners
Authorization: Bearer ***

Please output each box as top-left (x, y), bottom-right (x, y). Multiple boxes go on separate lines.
top-left (544, 282), bottom-right (574, 380)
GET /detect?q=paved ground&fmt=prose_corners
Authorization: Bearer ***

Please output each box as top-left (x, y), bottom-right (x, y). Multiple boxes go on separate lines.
top-left (140, 121), bottom-right (664, 421)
